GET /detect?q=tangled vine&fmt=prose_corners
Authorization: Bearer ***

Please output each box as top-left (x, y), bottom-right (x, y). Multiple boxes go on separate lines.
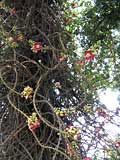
top-left (0, 0), bottom-right (120, 160)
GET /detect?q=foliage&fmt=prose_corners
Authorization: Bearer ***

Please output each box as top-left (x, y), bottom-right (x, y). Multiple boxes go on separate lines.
top-left (79, 0), bottom-right (120, 89)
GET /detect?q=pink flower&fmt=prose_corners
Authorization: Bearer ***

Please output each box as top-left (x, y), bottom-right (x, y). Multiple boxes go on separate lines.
top-left (83, 157), bottom-right (92, 160)
top-left (58, 54), bottom-right (65, 62)
top-left (84, 50), bottom-right (95, 61)
top-left (98, 110), bottom-right (107, 118)
top-left (73, 133), bottom-right (80, 140)
top-left (28, 120), bottom-right (40, 131)
top-left (114, 141), bottom-right (120, 149)
top-left (66, 143), bottom-right (75, 157)
top-left (96, 108), bottom-right (107, 118)
top-left (31, 42), bottom-right (42, 53)
top-left (15, 34), bottom-right (24, 41)
top-left (54, 82), bottom-right (61, 89)
top-left (10, 8), bottom-right (16, 16)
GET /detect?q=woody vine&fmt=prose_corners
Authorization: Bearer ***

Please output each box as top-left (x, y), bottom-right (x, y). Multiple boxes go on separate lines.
top-left (0, 0), bottom-right (120, 160)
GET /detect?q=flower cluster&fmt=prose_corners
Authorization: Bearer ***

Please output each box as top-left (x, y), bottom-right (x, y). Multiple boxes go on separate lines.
top-left (73, 49), bottom-right (95, 69)
top-left (83, 105), bottom-right (93, 114)
top-left (21, 86), bottom-right (33, 99)
top-left (31, 42), bottom-right (42, 53)
top-left (6, 33), bottom-right (24, 48)
top-left (66, 143), bottom-right (75, 157)
top-left (54, 107), bottom-right (68, 117)
top-left (8, 34), bottom-right (24, 42)
top-left (27, 112), bottom-right (40, 131)
top-left (66, 141), bottom-right (79, 157)
top-left (84, 50), bottom-right (95, 61)
top-left (6, 36), bottom-right (17, 48)
top-left (65, 125), bottom-right (80, 140)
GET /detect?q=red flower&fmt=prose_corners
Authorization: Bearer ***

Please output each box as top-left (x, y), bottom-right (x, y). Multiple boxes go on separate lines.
top-left (84, 50), bottom-right (95, 61)
top-left (28, 120), bottom-right (40, 131)
top-left (83, 157), bottom-right (92, 160)
top-left (31, 42), bottom-right (42, 53)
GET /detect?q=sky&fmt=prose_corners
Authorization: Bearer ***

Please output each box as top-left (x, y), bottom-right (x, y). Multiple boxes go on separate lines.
top-left (99, 88), bottom-right (120, 138)
top-left (99, 88), bottom-right (119, 110)
top-left (83, 89), bottom-right (120, 158)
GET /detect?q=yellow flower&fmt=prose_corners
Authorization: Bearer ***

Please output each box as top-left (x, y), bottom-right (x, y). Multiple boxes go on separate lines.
top-left (21, 86), bottom-right (33, 99)
top-left (8, 37), bottom-right (14, 42)
top-left (65, 125), bottom-right (81, 139)
top-left (54, 107), bottom-right (68, 117)
top-left (84, 105), bottom-right (93, 113)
